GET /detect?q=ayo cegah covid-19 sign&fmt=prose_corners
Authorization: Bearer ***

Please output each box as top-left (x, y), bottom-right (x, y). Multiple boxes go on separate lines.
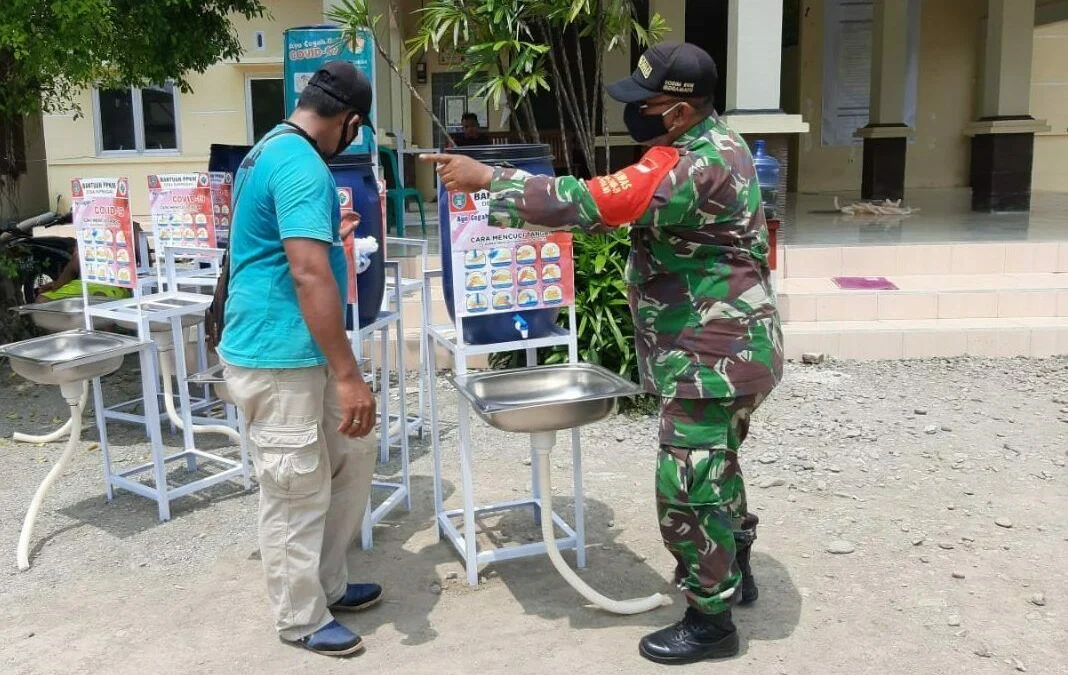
top-left (283, 25), bottom-right (376, 157)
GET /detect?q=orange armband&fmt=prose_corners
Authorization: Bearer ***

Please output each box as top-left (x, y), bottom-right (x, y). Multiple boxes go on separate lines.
top-left (585, 146), bottom-right (681, 227)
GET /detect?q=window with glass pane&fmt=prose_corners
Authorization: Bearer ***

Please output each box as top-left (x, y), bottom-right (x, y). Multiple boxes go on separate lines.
top-left (99, 89), bottom-right (136, 151)
top-left (141, 84), bottom-right (177, 150)
top-left (249, 78), bottom-right (285, 142)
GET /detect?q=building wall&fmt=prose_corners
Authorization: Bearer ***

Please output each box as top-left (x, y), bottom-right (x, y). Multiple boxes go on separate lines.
top-left (1032, 19), bottom-right (1068, 192)
top-left (40, 0), bottom-right (321, 218)
top-left (795, 0), bottom-right (984, 194)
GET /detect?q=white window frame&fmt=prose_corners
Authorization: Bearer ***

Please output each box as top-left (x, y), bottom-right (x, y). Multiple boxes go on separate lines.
top-left (92, 84), bottom-right (181, 156)
top-left (244, 73), bottom-right (284, 144)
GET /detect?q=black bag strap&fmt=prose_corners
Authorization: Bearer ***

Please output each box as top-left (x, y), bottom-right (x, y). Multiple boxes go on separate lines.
top-left (223, 126), bottom-right (304, 272)
top-left (206, 126), bottom-right (304, 348)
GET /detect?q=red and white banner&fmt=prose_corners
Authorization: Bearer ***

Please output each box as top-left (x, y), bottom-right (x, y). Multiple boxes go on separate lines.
top-left (147, 172), bottom-right (217, 252)
top-left (70, 177), bottom-right (137, 289)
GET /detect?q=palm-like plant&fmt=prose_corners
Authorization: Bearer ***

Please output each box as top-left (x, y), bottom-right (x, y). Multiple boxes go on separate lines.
top-left (406, 0), bottom-right (551, 143)
top-left (327, 0), bottom-right (454, 143)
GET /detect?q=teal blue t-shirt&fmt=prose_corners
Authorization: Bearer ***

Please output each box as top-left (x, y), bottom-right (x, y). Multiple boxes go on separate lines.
top-left (218, 124), bottom-right (348, 369)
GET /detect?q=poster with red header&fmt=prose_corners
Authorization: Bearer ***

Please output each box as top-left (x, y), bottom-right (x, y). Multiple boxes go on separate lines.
top-left (447, 189), bottom-right (574, 318)
top-left (70, 177), bottom-right (137, 289)
top-left (147, 172), bottom-right (217, 252)
top-left (338, 187), bottom-right (357, 304)
top-left (209, 172), bottom-right (233, 247)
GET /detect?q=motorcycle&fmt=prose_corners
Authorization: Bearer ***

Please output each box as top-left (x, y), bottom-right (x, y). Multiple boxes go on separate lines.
top-left (0, 209), bottom-right (75, 306)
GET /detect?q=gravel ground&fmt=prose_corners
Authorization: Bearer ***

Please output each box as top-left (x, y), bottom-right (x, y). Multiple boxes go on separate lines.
top-left (1, 356), bottom-right (1066, 675)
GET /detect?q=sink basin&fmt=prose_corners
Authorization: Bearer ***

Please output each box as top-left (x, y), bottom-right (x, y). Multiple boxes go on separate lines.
top-left (14, 298), bottom-right (116, 333)
top-left (0, 330), bottom-right (145, 386)
top-left (112, 296), bottom-right (207, 331)
top-left (449, 364), bottom-right (642, 434)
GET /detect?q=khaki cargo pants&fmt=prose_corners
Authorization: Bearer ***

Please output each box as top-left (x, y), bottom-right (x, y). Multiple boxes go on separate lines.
top-left (222, 361), bottom-right (376, 641)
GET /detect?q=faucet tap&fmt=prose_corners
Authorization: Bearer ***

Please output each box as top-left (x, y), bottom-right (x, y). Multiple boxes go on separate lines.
top-left (513, 314), bottom-right (529, 340)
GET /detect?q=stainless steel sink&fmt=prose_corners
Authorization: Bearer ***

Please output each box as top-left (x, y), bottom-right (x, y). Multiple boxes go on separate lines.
top-left (0, 329), bottom-right (145, 386)
top-left (14, 298), bottom-right (116, 333)
top-left (112, 296), bottom-right (206, 331)
top-left (449, 364), bottom-right (642, 434)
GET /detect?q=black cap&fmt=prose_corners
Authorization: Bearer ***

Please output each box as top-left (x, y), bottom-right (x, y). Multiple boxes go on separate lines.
top-left (308, 61), bottom-right (375, 131)
top-left (607, 42), bottom-right (718, 103)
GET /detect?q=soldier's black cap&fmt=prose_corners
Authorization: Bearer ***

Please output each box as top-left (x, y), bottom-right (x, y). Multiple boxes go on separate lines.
top-left (308, 61), bottom-right (375, 131)
top-left (607, 42), bottom-right (718, 103)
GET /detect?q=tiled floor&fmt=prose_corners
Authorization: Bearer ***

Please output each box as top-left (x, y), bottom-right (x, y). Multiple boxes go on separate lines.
top-left (780, 188), bottom-right (1068, 246)
top-left (404, 187), bottom-right (1068, 256)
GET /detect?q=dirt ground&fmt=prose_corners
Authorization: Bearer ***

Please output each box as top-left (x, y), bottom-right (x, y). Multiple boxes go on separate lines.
top-left (1, 356), bottom-right (1066, 675)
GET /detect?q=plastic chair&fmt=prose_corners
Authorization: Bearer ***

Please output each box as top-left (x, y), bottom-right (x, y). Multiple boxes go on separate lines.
top-left (378, 147), bottom-right (427, 238)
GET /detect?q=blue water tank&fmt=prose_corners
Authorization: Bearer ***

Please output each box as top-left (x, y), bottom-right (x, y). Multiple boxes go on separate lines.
top-left (438, 144), bottom-right (558, 345)
top-left (329, 154), bottom-right (385, 329)
top-left (752, 140), bottom-right (780, 220)
top-left (208, 144), bottom-right (252, 177)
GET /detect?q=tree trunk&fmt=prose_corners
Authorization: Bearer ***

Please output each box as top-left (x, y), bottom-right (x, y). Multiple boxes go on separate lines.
top-left (556, 28), bottom-right (596, 173)
top-left (593, 7), bottom-right (608, 174)
top-left (520, 97), bottom-right (541, 144)
top-left (0, 275), bottom-right (33, 343)
top-left (538, 21), bottom-right (575, 174)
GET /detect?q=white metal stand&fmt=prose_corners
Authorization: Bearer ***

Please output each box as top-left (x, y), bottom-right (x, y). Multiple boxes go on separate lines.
top-left (425, 269), bottom-right (585, 587)
top-left (88, 290), bottom-right (250, 520)
top-left (351, 261), bottom-right (411, 550)
top-left (384, 236), bottom-right (430, 445)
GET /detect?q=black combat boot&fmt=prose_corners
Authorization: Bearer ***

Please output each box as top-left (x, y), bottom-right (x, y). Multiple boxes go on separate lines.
top-left (638, 608), bottom-right (739, 664)
top-left (735, 514), bottom-right (759, 605)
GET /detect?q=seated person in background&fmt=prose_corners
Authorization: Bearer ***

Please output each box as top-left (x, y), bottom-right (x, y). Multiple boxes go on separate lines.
top-left (451, 112), bottom-right (487, 147)
top-left (35, 221), bottom-right (146, 302)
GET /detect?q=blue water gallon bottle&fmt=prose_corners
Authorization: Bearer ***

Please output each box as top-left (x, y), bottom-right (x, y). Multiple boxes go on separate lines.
top-left (752, 140), bottom-right (780, 220)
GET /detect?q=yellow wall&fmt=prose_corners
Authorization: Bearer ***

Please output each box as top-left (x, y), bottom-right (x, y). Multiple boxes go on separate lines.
top-left (795, 0), bottom-right (984, 193)
top-left (41, 0), bottom-right (321, 218)
top-left (1032, 19), bottom-right (1068, 192)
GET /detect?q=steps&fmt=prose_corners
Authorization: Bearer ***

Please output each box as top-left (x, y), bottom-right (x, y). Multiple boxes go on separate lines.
top-left (778, 242), bottom-right (1068, 360)
top-left (381, 241), bottom-right (1068, 366)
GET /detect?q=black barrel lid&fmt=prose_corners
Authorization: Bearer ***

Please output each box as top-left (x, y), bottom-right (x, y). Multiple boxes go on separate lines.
top-left (327, 153), bottom-right (374, 168)
top-left (444, 143), bottom-right (553, 165)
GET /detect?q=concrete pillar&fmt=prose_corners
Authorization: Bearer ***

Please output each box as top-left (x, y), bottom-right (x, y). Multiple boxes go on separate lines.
top-left (965, 0), bottom-right (1049, 212)
top-left (726, 0), bottom-right (783, 113)
top-left (720, 0), bottom-right (807, 221)
top-left (721, 0), bottom-right (807, 134)
top-left (854, 0), bottom-right (912, 202)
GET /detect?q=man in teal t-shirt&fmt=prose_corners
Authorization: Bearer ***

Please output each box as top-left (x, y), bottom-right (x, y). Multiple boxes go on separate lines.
top-left (219, 61), bottom-right (381, 658)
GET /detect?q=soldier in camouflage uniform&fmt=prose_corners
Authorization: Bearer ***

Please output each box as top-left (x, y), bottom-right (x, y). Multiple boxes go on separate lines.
top-left (423, 42), bottom-right (782, 665)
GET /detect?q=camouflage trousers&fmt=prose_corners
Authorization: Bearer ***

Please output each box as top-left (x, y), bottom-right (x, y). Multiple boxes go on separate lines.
top-left (656, 394), bottom-right (765, 615)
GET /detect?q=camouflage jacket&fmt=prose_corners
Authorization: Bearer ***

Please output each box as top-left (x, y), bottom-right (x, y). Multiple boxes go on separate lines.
top-left (487, 115), bottom-right (783, 399)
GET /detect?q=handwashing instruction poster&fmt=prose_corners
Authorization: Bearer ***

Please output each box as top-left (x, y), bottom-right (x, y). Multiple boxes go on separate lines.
top-left (338, 186), bottom-right (357, 303)
top-left (209, 172), bottom-right (233, 247)
top-left (448, 189), bottom-right (574, 318)
top-left (147, 172), bottom-right (217, 251)
top-left (70, 177), bottom-right (137, 289)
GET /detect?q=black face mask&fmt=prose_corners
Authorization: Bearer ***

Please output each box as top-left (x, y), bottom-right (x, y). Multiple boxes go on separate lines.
top-left (623, 102), bottom-right (682, 144)
top-left (329, 111), bottom-right (360, 159)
